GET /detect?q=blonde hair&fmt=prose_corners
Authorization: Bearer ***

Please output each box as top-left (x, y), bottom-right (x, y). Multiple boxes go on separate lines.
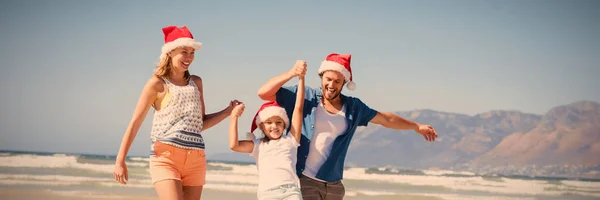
top-left (154, 52), bottom-right (191, 80)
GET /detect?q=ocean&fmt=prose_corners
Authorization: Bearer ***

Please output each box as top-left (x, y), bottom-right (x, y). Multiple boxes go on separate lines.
top-left (0, 150), bottom-right (599, 200)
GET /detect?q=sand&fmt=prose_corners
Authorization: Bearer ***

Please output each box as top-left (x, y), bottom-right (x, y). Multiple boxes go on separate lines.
top-left (0, 188), bottom-right (444, 200)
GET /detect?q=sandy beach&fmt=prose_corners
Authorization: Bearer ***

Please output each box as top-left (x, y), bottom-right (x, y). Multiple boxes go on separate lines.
top-left (0, 188), bottom-right (447, 200)
top-left (1, 151), bottom-right (599, 200)
top-left (0, 188), bottom-right (251, 200)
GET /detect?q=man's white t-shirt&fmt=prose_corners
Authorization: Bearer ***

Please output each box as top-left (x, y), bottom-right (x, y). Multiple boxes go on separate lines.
top-left (302, 103), bottom-right (347, 181)
top-left (251, 133), bottom-right (301, 192)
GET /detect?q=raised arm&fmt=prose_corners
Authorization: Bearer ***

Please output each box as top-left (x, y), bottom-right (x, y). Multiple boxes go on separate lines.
top-left (228, 103), bottom-right (254, 153)
top-left (289, 75), bottom-right (305, 143)
top-left (257, 60), bottom-right (306, 101)
top-left (370, 112), bottom-right (438, 142)
top-left (192, 75), bottom-right (237, 131)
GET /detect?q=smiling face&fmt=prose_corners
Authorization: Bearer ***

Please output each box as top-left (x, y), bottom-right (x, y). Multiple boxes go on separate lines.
top-left (320, 70), bottom-right (346, 101)
top-left (168, 46), bottom-right (195, 73)
top-left (259, 116), bottom-right (286, 140)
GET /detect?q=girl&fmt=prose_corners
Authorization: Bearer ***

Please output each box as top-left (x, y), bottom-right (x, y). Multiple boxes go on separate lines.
top-left (113, 25), bottom-right (238, 200)
top-left (229, 61), bottom-right (306, 200)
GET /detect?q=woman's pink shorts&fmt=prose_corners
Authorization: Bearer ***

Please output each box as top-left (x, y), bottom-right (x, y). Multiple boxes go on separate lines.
top-left (149, 141), bottom-right (207, 186)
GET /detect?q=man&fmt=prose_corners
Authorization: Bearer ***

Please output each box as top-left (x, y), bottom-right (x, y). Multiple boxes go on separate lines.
top-left (257, 53), bottom-right (438, 200)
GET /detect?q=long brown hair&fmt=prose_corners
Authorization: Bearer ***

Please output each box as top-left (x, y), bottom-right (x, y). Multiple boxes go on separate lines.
top-left (154, 52), bottom-right (191, 80)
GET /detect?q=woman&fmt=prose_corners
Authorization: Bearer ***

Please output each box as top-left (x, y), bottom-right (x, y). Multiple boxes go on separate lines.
top-left (113, 25), bottom-right (239, 200)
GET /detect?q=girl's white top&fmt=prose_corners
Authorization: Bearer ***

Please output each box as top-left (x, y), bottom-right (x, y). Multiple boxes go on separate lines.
top-left (251, 133), bottom-right (300, 192)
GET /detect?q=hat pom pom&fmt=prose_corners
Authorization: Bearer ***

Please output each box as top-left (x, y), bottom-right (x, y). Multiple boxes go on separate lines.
top-left (346, 80), bottom-right (356, 90)
top-left (246, 132), bottom-right (256, 140)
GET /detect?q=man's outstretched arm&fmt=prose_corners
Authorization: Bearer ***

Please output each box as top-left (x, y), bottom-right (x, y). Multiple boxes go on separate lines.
top-left (257, 60), bottom-right (306, 101)
top-left (370, 111), bottom-right (438, 142)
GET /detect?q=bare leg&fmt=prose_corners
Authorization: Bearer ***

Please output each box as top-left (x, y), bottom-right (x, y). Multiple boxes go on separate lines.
top-left (154, 179), bottom-right (184, 200)
top-left (183, 186), bottom-right (203, 200)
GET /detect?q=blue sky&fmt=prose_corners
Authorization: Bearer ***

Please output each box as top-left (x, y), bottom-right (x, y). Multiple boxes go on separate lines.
top-left (0, 0), bottom-right (598, 157)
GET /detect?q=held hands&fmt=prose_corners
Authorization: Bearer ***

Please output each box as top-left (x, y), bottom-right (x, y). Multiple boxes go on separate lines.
top-left (415, 124), bottom-right (438, 142)
top-left (288, 60), bottom-right (307, 78)
top-left (227, 99), bottom-right (242, 114)
top-left (231, 102), bottom-right (245, 117)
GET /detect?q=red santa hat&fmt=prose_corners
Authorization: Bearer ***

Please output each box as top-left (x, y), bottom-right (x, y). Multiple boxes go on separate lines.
top-left (160, 26), bottom-right (202, 60)
top-left (317, 53), bottom-right (356, 90)
top-left (250, 101), bottom-right (290, 134)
